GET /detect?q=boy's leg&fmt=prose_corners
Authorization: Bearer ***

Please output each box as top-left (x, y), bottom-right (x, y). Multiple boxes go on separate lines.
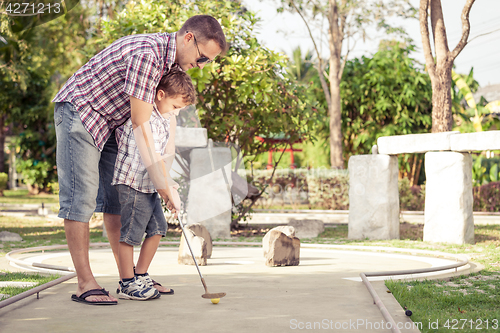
top-left (116, 185), bottom-right (159, 300)
top-left (55, 102), bottom-right (116, 303)
top-left (118, 242), bottom-right (135, 280)
top-left (136, 194), bottom-right (172, 293)
top-left (135, 234), bottom-right (161, 274)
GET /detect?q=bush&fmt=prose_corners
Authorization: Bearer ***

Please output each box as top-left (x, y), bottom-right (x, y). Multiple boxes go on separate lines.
top-left (306, 170), bottom-right (349, 210)
top-left (398, 178), bottom-right (425, 211)
top-left (0, 172), bottom-right (8, 196)
top-left (250, 169), bottom-right (432, 211)
top-left (250, 168), bottom-right (348, 210)
top-left (473, 181), bottom-right (500, 212)
top-left (47, 182), bottom-right (59, 195)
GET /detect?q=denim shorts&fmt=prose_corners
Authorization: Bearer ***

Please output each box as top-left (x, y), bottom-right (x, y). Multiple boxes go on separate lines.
top-left (55, 102), bottom-right (121, 222)
top-left (115, 184), bottom-right (167, 246)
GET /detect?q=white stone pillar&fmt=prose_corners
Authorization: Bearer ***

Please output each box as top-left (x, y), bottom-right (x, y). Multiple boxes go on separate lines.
top-left (423, 152), bottom-right (474, 244)
top-left (186, 143), bottom-right (232, 239)
top-left (348, 155), bottom-right (400, 240)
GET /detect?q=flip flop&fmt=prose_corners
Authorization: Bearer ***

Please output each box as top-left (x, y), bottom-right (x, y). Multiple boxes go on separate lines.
top-left (151, 280), bottom-right (174, 295)
top-left (71, 288), bottom-right (118, 305)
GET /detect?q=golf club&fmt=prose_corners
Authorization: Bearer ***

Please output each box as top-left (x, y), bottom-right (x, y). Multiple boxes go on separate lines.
top-left (177, 216), bottom-right (226, 300)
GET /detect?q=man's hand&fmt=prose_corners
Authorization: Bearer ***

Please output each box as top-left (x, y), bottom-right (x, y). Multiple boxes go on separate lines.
top-left (158, 186), bottom-right (180, 218)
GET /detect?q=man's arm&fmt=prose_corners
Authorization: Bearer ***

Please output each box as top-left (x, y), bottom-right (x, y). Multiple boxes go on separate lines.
top-left (130, 96), bottom-right (179, 213)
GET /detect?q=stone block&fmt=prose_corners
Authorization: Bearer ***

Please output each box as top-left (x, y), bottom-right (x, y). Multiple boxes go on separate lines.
top-left (187, 146), bottom-right (232, 239)
top-left (450, 131), bottom-right (500, 152)
top-left (263, 228), bottom-right (300, 267)
top-left (0, 231), bottom-right (22, 242)
top-left (185, 223), bottom-right (213, 259)
top-left (178, 228), bottom-right (207, 266)
top-left (348, 155), bottom-right (400, 240)
top-left (288, 219), bottom-right (324, 238)
top-left (175, 127), bottom-right (207, 148)
top-left (263, 226), bottom-right (295, 257)
top-left (377, 131), bottom-right (459, 155)
top-left (423, 152), bottom-right (474, 244)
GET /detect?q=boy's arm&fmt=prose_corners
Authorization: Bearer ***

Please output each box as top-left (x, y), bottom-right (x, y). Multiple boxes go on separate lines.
top-left (162, 114), bottom-right (177, 175)
top-left (130, 96), bottom-right (178, 212)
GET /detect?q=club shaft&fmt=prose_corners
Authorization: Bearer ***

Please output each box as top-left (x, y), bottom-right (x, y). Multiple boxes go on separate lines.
top-left (177, 217), bottom-right (207, 292)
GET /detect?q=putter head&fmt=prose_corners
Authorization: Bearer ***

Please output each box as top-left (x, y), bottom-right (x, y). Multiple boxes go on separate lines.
top-left (201, 292), bottom-right (226, 299)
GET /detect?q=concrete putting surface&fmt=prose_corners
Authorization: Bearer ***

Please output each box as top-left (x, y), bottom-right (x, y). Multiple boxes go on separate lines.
top-left (0, 245), bottom-right (475, 333)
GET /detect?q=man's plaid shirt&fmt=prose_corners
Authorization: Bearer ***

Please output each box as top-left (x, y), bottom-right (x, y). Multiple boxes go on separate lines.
top-left (53, 32), bottom-right (177, 151)
top-left (112, 105), bottom-right (171, 193)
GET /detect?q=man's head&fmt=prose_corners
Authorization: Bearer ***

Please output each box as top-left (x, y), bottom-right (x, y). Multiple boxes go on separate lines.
top-left (175, 15), bottom-right (228, 71)
top-left (155, 68), bottom-right (197, 115)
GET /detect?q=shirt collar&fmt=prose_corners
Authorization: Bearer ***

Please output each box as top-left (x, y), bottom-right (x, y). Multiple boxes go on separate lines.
top-left (166, 32), bottom-right (177, 70)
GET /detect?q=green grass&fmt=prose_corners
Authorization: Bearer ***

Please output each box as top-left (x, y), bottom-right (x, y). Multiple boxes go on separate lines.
top-left (0, 272), bottom-right (61, 301)
top-left (0, 190), bottom-right (59, 205)
top-left (386, 273), bottom-right (500, 332)
top-left (0, 216), bottom-right (108, 255)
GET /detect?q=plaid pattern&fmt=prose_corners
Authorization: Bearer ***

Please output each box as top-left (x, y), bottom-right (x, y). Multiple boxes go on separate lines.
top-left (112, 105), bottom-right (171, 193)
top-left (53, 32), bottom-right (178, 151)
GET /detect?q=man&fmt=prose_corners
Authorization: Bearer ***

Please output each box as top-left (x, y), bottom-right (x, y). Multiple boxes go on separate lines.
top-left (53, 15), bottom-right (227, 305)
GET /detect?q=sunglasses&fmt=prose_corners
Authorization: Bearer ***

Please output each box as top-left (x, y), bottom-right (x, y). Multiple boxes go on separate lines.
top-left (189, 31), bottom-right (213, 64)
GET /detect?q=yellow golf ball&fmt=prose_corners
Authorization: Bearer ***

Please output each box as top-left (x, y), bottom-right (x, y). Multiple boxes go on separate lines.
top-left (211, 298), bottom-right (220, 304)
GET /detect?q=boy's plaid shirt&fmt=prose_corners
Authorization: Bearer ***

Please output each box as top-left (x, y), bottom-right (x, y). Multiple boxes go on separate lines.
top-left (53, 32), bottom-right (178, 151)
top-left (112, 105), bottom-right (171, 193)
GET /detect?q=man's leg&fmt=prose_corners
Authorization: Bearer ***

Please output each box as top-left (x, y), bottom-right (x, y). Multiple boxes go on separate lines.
top-left (96, 130), bottom-right (122, 272)
top-left (55, 102), bottom-right (116, 303)
top-left (103, 213), bottom-right (122, 271)
top-left (65, 220), bottom-right (118, 302)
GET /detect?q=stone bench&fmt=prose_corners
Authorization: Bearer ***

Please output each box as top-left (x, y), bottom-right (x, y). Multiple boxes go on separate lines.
top-left (175, 128), bottom-right (233, 239)
top-left (349, 130), bottom-right (500, 244)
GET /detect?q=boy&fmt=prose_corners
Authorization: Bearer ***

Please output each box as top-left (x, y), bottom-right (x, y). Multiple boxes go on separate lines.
top-left (112, 69), bottom-right (196, 300)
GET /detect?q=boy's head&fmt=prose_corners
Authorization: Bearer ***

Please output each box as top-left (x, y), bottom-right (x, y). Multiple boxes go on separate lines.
top-left (155, 68), bottom-right (197, 114)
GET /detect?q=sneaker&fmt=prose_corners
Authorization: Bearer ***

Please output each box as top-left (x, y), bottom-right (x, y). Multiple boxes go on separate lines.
top-left (135, 272), bottom-right (155, 288)
top-left (117, 276), bottom-right (160, 300)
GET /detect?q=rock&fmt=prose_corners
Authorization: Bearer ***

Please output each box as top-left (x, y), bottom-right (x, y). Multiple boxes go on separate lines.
top-left (377, 131), bottom-right (459, 155)
top-left (263, 227), bottom-right (300, 267)
top-left (185, 223), bottom-right (213, 259)
top-left (423, 152), bottom-right (474, 244)
top-left (0, 231), bottom-right (23, 242)
top-left (178, 228), bottom-right (207, 266)
top-left (288, 219), bottom-right (324, 238)
top-left (263, 226), bottom-right (295, 257)
top-left (348, 155), bottom-right (400, 240)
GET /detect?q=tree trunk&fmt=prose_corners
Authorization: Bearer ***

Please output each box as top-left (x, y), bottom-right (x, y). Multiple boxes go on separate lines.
top-left (328, 0), bottom-right (345, 169)
top-left (430, 66), bottom-right (453, 132)
top-left (329, 63), bottom-right (344, 168)
top-left (0, 115), bottom-right (5, 173)
top-left (420, 0), bottom-right (475, 132)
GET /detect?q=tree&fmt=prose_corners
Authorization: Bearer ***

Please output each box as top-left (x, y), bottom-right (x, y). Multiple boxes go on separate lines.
top-left (452, 69), bottom-right (500, 133)
top-left (1, 5), bottom-right (93, 191)
top-left (287, 47), bottom-right (315, 83)
top-left (340, 42), bottom-right (432, 185)
top-left (277, 0), bottom-right (416, 168)
top-left (419, 0), bottom-right (476, 132)
top-left (91, 0), bottom-right (323, 225)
